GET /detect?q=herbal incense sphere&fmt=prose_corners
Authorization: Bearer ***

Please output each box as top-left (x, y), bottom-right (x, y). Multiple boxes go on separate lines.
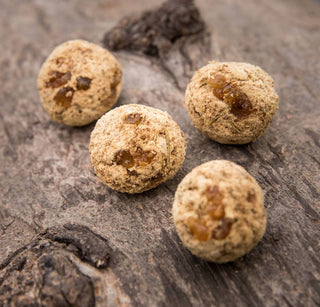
top-left (89, 104), bottom-right (186, 193)
top-left (38, 39), bottom-right (122, 126)
top-left (172, 160), bottom-right (266, 263)
top-left (185, 61), bottom-right (279, 144)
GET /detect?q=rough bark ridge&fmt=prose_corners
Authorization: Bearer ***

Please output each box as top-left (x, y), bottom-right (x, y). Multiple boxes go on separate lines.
top-left (103, 0), bottom-right (205, 56)
top-left (103, 0), bottom-right (210, 88)
top-left (0, 224), bottom-right (111, 307)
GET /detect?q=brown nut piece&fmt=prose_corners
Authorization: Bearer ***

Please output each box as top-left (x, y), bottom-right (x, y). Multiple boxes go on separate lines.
top-left (89, 104), bottom-right (186, 193)
top-left (185, 61), bottom-right (279, 144)
top-left (172, 160), bottom-right (266, 263)
top-left (38, 40), bottom-right (122, 126)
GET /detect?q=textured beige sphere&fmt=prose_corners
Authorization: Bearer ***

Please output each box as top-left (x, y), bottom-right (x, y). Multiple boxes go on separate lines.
top-left (185, 61), bottom-right (279, 144)
top-left (89, 104), bottom-right (186, 193)
top-left (172, 160), bottom-right (266, 263)
top-left (38, 40), bottom-right (122, 126)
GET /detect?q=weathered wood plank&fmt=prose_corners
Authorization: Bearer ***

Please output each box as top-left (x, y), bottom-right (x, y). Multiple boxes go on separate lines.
top-left (0, 0), bottom-right (319, 306)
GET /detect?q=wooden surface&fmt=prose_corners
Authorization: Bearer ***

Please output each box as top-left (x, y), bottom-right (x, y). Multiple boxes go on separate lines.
top-left (0, 0), bottom-right (320, 306)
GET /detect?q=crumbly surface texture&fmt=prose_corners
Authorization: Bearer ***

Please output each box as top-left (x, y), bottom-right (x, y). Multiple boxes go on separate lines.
top-left (38, 39), bottom-right (122, 126)
top-left (89, 104), bottom-right (186, 193)
top-left (172, 160), bottom-right (266, 263)
top-left (185, 61), bottom-right (279, 144)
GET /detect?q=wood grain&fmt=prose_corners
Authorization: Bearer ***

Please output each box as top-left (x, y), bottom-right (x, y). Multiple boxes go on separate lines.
top-left (0, 0), bottom-right (319, 306)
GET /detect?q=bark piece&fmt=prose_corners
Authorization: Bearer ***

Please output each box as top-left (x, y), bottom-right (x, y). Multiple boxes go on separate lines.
top-left (103, 0), bottom-right (210, 89)
top-left (0, 224), bottom-right (110, 307)
top-left (103, 0), bottom-right (205, 57)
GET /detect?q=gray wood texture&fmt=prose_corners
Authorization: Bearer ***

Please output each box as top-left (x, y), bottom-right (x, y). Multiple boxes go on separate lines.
top-left (0, 0), bottom-right (319, 306)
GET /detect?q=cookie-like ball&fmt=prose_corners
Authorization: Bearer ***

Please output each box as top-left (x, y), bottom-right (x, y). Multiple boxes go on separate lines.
top-left (172, 160), bottom-right (266, 263)
top-left (185, 61), bottom-right (279, 144)
top-left (89, 104), bottom-right (186, 193)
top-left (38, 40), bottom-right (122, 126)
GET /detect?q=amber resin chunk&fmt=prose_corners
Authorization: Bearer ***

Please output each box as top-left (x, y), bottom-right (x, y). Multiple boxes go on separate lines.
top-left (208, 74), bottom-right (252, 119)
top-left (205, 185), bottom-right (225, 220)
top-left (186, 185), bottom-right (228, 242)
top-left (54, 86), bottom-right (75, 107)
top-left (133, 148), bottom-right (156, 166)
top-left (76, 76), bottom-right (92, 90)
top-left (124, 113), bottom-right (142, 125)
top-left (115, 150), bottom-right (134, 168)
top-left (115, 147), bottom-right (157, 168)
top-left (187, 217), bottom-right (209, 242)
top-left (207, 74), bottom-right (225, 100)
top-left (211, 218), bottom-right (233, 240)
top-left (46, 71), bottom-right (71, 88)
